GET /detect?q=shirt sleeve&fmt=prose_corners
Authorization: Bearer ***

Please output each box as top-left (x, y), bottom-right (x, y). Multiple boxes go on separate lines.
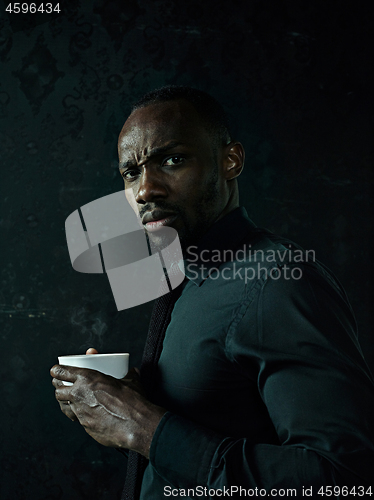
top-left (149, 263), bottom-right (374, 492)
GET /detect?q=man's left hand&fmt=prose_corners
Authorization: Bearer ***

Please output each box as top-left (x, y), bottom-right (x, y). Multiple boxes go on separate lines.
top-left (50, 364), bottom-right (166, 458)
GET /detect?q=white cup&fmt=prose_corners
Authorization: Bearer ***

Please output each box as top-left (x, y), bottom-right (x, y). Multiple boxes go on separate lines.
top-left (58, 353), bottom-right (129, 386)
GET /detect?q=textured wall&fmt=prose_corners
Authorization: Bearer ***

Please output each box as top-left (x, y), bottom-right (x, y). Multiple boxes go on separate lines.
top-left (0, 1), bottom-right (372, 498)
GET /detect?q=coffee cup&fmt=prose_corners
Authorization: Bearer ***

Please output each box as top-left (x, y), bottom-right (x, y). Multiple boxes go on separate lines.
top-left (58, 353), bottom-right (129, 386)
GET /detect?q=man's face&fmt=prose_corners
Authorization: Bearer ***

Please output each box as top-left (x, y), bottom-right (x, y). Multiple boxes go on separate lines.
top-left (118, 99), bottom-right (228, 249)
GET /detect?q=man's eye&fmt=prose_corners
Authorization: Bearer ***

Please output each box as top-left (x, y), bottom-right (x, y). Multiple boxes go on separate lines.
top-left (122, 170), bottom-right (139, 181)
top-left (163, 156), bottom-right (185, 167)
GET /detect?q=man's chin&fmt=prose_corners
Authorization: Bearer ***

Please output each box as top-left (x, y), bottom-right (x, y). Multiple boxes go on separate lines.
top-left (146, 226), bottom-right (182, 253)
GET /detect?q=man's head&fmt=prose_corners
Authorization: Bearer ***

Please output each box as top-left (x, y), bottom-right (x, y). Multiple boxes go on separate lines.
top-left (118, 85), bottom-right (245, 249)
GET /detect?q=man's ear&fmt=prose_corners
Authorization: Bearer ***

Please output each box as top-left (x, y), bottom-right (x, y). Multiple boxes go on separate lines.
top-left (223, 142), bottom-right (245, 180)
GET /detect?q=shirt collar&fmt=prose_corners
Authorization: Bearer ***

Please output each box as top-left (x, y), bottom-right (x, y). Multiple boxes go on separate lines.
top-left (183, 207), bottom-right (257, 286)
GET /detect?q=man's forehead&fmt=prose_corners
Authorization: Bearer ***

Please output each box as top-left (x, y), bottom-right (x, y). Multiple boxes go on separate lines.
top-left (118, 120), bottom-right (189, 156)
top-left (118, 100), bottom-right (207, 154)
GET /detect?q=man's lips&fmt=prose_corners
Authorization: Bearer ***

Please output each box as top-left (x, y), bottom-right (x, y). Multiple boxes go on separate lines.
top-left (142, 212), bottom-right (178, 232)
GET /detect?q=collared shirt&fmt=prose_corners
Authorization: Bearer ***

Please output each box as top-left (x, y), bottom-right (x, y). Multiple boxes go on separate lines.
top-left (139, 207), bottom-right (374, 499)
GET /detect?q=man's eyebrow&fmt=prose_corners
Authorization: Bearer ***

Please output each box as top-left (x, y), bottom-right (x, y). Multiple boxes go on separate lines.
top-left (118, 159), bottom-right (136, 170)
top-left (147, 141), bottom-right (185, 156)
top-left (118, 141), bottom-right (185, 170)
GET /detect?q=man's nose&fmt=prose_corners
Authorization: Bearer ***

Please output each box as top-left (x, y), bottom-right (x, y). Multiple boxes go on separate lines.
top-left (135, 168), bottom-right (168, 204)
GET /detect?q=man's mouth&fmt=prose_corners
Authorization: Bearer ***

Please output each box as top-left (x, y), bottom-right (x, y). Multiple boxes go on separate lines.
top-left (142, 212), bottom-right (178, 232)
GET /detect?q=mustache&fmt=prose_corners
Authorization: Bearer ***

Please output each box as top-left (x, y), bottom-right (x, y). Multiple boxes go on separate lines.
top-left (139, 201), bottom-right (183, 220)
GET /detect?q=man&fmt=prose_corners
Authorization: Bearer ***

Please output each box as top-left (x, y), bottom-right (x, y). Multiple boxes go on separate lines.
top-left (51, 86), bottom-right (374, 499)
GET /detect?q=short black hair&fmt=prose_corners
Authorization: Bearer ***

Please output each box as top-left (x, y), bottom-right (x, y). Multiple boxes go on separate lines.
top-left (131, 85), bottom-right (232, 150)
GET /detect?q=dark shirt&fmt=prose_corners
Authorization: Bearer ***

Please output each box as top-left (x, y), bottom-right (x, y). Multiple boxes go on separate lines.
top-left (139, 207), bottom-right (374, 499)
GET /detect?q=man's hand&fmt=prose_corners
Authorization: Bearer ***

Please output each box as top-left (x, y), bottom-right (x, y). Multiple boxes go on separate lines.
top-left (52, 347), bottom-right (99, 421)
top-left (50, 353), bottom-right (166, 458)
top-left (85, 347), bottom-right (98, 355)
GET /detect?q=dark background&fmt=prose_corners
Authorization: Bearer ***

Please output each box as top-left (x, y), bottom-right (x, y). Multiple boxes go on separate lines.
top-left (0, 0), bottom-right (373, 498)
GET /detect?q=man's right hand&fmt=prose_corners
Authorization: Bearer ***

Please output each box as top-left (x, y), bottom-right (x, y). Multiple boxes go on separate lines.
top-left (51, 353), bottom-right (164, 457)
top-left (55, 347), bottom-right (99, 421)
